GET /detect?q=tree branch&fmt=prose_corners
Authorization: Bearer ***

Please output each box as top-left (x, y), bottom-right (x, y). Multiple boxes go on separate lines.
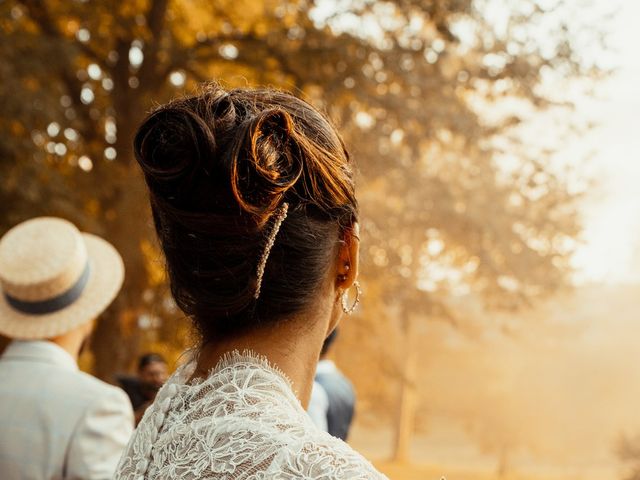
top-left (18, 0), bottom-right (106, 67)
top-left (146, 0), bottom-right (169, 37)
top-left (138, 0), bottom-right (170, 90)
top-left (18, 0), bottom-right (100, 142)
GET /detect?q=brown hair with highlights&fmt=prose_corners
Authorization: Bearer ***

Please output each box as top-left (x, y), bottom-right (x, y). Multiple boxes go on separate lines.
top-left (133, 84), bottom-right (358, 340)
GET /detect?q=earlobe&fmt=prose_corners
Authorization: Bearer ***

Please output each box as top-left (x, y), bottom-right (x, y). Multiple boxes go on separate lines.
top-left (345, 225), bottom-right (360, 287)
top-left (335, 256), bottom-right (355, 289)
top-left (335, 224), bottom-right (360, 289)
top-left (337, 263), bottom-right (350, 284)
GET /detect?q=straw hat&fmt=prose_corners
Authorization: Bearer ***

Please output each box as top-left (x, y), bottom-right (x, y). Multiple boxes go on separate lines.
top-left (0, 217), bottom-right (124, 339)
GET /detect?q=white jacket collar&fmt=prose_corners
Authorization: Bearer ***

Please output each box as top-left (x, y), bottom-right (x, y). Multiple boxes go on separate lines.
top-left (2, 340), bottom-right (78, 371)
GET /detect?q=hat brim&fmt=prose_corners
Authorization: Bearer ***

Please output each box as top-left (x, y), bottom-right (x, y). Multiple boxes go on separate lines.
top-left (0, 233), bottom-right (124, 339)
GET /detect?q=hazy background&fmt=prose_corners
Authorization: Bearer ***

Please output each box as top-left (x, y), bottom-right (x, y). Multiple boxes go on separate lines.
top-left (572, 0), bottom-right (640, 285)
top-left (346, 3), bottom-right (640, 478)
top-left (1, 1), bottom-right (639, 479)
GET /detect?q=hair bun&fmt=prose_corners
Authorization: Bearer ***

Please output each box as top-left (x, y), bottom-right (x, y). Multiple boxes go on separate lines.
top-left (134, 105), bottom-right (217, 194)
top-left (229, 108), bottom-right (303, 226)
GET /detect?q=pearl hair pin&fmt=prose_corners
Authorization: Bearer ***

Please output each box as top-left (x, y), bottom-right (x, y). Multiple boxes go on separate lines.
top-left (254, 203), bottom-right (289, 299)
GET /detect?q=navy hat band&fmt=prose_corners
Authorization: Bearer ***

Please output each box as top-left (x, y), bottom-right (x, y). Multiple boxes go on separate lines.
top-left (4, 262), bottom-right (91, 315)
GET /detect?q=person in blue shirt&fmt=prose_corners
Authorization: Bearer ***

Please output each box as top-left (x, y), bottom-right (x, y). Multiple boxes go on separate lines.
top-left (308, 328), bottom-right (356, 441)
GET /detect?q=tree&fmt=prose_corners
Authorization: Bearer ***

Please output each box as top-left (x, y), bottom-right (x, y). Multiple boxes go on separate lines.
top-left (1, 0), bottom-right (601, 460)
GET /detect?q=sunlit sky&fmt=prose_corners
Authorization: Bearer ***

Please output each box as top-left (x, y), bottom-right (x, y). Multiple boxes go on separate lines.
top-left (570, 0), bottom-right (640, 284)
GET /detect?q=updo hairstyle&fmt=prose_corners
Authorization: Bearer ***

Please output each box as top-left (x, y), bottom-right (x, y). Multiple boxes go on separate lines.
top-left (133, 84), bottom-right (358, 340)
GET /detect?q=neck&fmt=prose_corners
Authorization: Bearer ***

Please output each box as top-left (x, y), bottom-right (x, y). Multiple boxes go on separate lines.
top-left (191, 314), bottom-right (331, 408)
top-left (48, 324), bottom-right (88, 362)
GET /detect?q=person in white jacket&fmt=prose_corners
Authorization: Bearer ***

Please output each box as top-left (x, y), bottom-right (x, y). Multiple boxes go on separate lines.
top-left (0, 217), bottom-right (134, 480)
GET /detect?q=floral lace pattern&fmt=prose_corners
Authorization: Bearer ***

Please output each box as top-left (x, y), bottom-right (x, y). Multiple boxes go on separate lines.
top-left (114, 351), bottom-right (388, 479)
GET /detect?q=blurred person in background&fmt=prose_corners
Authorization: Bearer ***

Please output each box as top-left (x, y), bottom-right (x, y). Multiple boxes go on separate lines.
top-left (117, 353), bottom-right (169, 424)
top-left (308, 379), bottom-right (329, 432)
top-left (307, 328), bottom-right (356, 441)
top-left (114, 84), bottom-right (386, 479)
top-left (0, 217), bottom-right (134, 480)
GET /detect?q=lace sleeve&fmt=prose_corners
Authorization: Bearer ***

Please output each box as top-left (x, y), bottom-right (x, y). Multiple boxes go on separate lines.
top-left (265, 433), bottom-right (388, 480)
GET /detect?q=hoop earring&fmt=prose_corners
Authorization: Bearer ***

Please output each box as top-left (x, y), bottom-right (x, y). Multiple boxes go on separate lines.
top-left (341, 281), bottom-right (362, 315)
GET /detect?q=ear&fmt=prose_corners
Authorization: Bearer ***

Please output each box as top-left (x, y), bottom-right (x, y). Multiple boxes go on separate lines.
top-left (335, 222), bottom-right (360, 290)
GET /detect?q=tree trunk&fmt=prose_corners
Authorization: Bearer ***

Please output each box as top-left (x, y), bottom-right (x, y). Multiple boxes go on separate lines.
top-left (391, 314), bottom-right (418, 463)
top-left (90, 154), bottom-right (150, 380)
top-left (497, 444), bottom-right (510, 478)
top-left (87, 69), bottom-right (153, 379)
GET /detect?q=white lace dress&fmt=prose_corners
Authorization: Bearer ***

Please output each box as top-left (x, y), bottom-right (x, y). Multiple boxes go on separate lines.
top-left (114, 351), bottom-right (388, 479)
